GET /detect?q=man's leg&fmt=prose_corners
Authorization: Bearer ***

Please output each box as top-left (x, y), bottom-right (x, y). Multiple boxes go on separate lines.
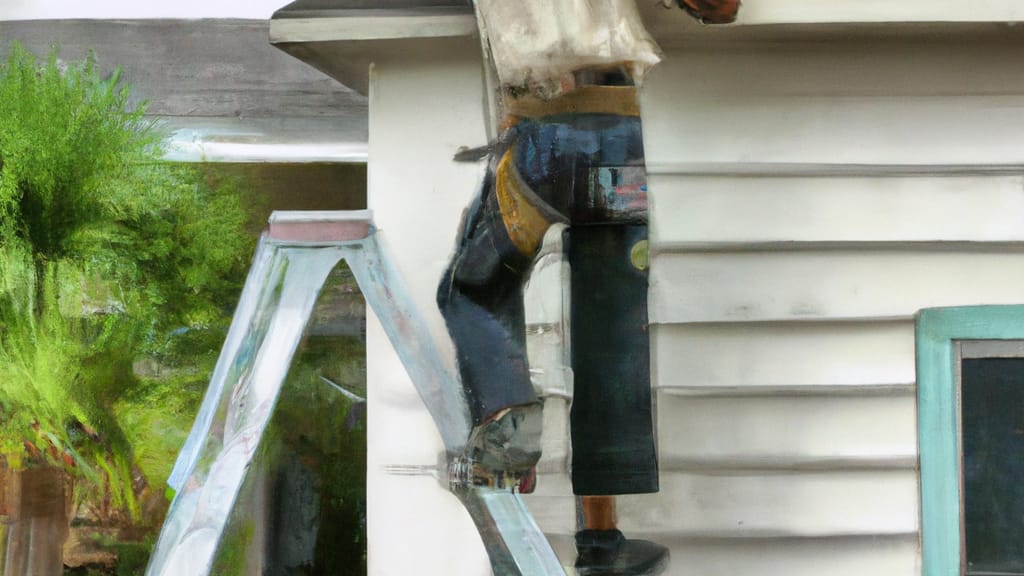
top-left (569, 224), bottom-right (657, 496)
top-left (437, 152), bottom-right (557, 487)
top-left (569, 224), bottom-right (667, 576)
top-left (439, 87), bottom-right (667, 572)
top-left (576, 496), bottom-right (669, 576)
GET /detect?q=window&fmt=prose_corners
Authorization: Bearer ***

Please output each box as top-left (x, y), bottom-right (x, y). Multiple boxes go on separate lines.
top-left (917, 306), bottom-right (1024, 576)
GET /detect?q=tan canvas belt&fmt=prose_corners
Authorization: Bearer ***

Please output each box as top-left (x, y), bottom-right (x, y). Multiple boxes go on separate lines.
top-left (506, 85), bottom-right (640, 120)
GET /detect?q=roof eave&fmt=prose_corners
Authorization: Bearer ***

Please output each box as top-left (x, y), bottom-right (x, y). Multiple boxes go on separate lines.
top-left (269, 6), bottom-right (477, 95)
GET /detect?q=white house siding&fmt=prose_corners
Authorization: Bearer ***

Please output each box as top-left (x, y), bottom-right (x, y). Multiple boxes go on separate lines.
top-left (633, 30), bottom-right (1024, 575)
top-left (364, 22), bottom-right (1024, 576)
top-left (364, 38), bottom-right (496, 576)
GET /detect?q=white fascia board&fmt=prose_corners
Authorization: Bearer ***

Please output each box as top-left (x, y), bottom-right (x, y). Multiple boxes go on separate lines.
top-left (157, 116), bottom-right (367, 163)
top-left (270, 11), bottom-right (477, 43)
top-left (268, 2), bottom-right (1024, 97)
top-left (644, 0), bottom-right (1024, 29)
top-left (269, 1), bottom-right (1024, 47)
top-left (0, 0), bottom-right (289, 21)
top-left (640, 3), bottom-right (1024, 46)
top-left (733, 0), bottom-right (1024, 24)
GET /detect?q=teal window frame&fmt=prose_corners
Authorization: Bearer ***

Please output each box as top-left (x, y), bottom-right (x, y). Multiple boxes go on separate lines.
top-left (917, 304), bottom-right (1024, 576)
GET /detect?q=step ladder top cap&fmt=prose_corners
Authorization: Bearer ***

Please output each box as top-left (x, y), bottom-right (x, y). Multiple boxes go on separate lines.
top-left (267, 210), bottom-right (374, 242)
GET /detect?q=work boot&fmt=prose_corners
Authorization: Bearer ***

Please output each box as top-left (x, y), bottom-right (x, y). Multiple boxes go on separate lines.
top-left (575, 529), bottom-right (669, 576)
top-left (462, 402), bottom-right (543, 492)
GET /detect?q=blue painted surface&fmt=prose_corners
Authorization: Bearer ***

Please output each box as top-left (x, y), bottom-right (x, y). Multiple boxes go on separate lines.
top-left (917, 305), bottom-right (1024, 576)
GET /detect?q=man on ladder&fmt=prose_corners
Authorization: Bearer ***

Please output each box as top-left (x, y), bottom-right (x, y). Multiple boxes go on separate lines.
top-left (437, 1), bottom-right (739, 574)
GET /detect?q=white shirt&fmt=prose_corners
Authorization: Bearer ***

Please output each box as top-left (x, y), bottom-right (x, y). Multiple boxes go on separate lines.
top-left (475, 0), bottom-right (662, 89)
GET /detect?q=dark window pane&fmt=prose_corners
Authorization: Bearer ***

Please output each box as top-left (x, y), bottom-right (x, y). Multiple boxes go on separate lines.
top-left (962, 357), bottom-right (1024, 575)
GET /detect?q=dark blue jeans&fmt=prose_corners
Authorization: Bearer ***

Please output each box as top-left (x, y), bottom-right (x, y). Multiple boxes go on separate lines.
top-left (437, 112), bottom-right (658, 495)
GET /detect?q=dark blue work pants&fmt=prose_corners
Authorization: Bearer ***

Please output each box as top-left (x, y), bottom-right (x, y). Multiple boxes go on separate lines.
top-left (437, 113), bottom-right (658, 495)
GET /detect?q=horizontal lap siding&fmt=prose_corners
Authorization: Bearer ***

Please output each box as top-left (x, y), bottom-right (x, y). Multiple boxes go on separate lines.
top-left (633, 34), bottom-right (1024, 572)
top-left (532, 531), bottom-right (919, 576)
top-left (628, 535), bottom-right (919, 576)
top-left (617, 470), bottom-right (918, 537)
top-left (643, 36), bottom-right (1024, 99)
top-left (644, 95), bottom-right (1024, 167)
top-left (650, 175), bottom-right (1024, 246)
top-left (656, 391), bottom-right (917, 470)
top-left (526, 468), bottom-right (918, 538)
top-left (652, 322), bottom-right (915, 390)
top-left (650, 250), bottom-right (1024, 323)
top-left (642, 35), bottom-right (1024, 168)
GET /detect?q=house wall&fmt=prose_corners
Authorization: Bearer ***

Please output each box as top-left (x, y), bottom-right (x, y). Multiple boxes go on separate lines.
top-left (365, 25), bottom-right (1024, 576)
top-left (631, 30), bottom-right (1024, 575)
top-left (364, 37), bottom-right (495, 576)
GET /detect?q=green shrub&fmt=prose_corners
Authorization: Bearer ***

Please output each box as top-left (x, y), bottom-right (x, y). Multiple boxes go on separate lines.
top-left (0, 42), bottom-right (252, 518)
